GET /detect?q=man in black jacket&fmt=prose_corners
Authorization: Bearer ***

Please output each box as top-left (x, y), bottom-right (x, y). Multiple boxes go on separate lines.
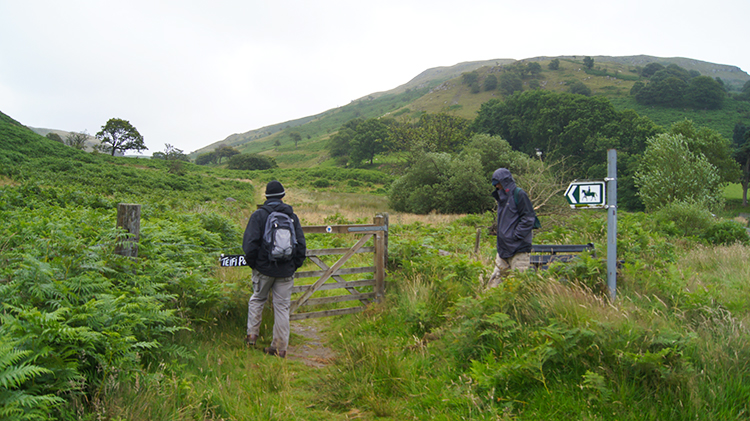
top-left (487, 168), bottom-right (536, 288)
top-left (242, 180), bottom-right (306, 357)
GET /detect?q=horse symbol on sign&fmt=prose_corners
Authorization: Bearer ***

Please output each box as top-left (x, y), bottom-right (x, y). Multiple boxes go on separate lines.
top-left (581, 188), bottom-right (598, 201)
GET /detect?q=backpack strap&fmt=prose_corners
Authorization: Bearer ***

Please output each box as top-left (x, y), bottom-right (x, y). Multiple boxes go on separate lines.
top-left (513, 187), bottom-right (541, 229)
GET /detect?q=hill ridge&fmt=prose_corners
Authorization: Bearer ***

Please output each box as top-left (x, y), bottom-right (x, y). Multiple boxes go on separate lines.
top-left (192, 54), bottom-right (748, 158)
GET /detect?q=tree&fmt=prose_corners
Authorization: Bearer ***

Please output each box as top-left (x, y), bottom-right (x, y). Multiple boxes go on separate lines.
top-left (214, 145), bottom-right (240, 163)
top-left (460, 133), bottom-right (568, 211)
top-left (685, 76), bottom-right (725, 110)
top-left (583, 56), bottom-right (594, 69)
top-left (669, 120), bottom-right (740, 184)
top-left (738, 80), bottom-right (750, 101)
top-left (635, 75), bottom-right (687, 107)
top-left (462, 71), bottom-right (479, 86)
top-left (471, 91), bottom-right (662, 211)
top-left (483, 74), bottom-right (498, 91)
top-left (65, 131), bottom-right (89, 150)
top-left (290, 132), bottom-right (302, 148)
top-left (641, 62), bottom-right (664, 78)
top-left (499, 72), bottom-right (523, 96)
top-left (389, 152), bottom-right (492, 214)
top-left (569, 81), bottom-right (592, 96)
top-left (326, 118), bottom-right (362, 164)
top-left (226, 153), bottom-right (277, 170)
top-left (195, 151), bottom-right (217, 165)
top-left (635, 133), bottom-right (723, 212)
top-left (662, 64), bottom-right (692, 82)
top-left (45, 133), bottom-right (63, 143)
top-left (412, 113), bottom-right (472, 154)
top-left (349, 118), bottom-right (391, 166)
top-left (95, 118), bottom-right (146, 156)
top-left (733, 123), bottom-right (750, 206)
top-left (527, 62), bottom-right (542, 77)
top-left (548, 59), bottom-right (560, 70)
top-left (152, 143), bottom-right (189, 161)
top-left (630, 81), bottom-right (645, 96)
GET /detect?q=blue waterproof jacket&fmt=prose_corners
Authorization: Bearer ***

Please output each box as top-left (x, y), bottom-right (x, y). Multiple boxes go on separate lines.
top-left (491, 168), bottom-right (536, 259)
top-left (242, 200), bottom-right (307, 278)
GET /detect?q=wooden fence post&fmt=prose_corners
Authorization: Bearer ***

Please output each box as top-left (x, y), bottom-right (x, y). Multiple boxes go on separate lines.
top-left (115, 203), bottom-right (141, 258)
top-left (373, 213), bottom-right (388, 302)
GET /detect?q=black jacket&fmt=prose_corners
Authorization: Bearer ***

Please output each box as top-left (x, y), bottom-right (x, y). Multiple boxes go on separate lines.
top-left (242, 199), bottom-right (307, 278)
top-left (491, 168), bottom-right (536, 259)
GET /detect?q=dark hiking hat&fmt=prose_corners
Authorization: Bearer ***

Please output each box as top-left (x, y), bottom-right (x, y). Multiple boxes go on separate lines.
top-left (265, 180), bottom-right (285, 198)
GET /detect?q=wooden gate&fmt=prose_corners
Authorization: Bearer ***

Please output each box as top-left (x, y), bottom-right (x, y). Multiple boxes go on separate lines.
top-left (219, 214), bottom-right (388, 320)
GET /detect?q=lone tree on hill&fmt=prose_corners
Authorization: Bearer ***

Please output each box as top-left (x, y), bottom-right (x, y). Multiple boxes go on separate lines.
top-left (65, 131), bottom-right (89, 150)
top-left (290, 132), bottom-right (302, 148)
top-left (583, 56), bottom-right (594, 69)
top-left (215, 145), bottom-right (240, 163)
top-left (95, 118), bottom-right (147, 156)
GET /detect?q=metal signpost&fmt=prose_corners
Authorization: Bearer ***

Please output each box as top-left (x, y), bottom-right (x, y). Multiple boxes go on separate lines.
top-left (606, 150), bottom-right (617, 301)
top-left (563, 150), bottom-right (618, 301)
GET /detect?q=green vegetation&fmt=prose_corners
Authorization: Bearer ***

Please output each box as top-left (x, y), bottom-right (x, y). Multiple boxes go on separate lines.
top-left (633, 63), bottom-right (726, 110)
top-left (3, 54), bottom-right (750, 419)
top-left (226, 153), bottom-right (278, 170)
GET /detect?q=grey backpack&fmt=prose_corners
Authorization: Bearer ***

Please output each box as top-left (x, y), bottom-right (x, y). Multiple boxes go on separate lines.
top-left (261, 206), bottom-right (297, 262)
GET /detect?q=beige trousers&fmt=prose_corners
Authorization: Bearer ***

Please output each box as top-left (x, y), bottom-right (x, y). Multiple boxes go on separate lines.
top-left (247, 269), bottom-right (294, 352)
top-left (487, 252), bottom-right (530, 288)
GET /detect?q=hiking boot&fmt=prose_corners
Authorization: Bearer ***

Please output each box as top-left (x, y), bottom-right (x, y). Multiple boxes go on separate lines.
top-left (263, 347), bottom-right (286, 358)
top-left (245, 334), bottom-right (258, 347)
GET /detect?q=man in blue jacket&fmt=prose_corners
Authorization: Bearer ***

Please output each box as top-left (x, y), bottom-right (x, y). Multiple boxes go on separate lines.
top-left (242, 180), bottom-right (307, 357)
top-left (488, 168), bottom-right (536, 288)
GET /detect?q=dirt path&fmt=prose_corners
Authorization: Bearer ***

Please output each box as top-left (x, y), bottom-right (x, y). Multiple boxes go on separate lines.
top-left (287, 318), bottom-right (335, 368)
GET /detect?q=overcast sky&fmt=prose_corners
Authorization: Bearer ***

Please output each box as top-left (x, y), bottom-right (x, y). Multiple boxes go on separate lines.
top-left (1, 0), bottom-right (747, 155)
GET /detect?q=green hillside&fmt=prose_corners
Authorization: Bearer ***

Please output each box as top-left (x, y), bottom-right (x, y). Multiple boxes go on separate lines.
top-left (195, 55), bottom-right (750, 168)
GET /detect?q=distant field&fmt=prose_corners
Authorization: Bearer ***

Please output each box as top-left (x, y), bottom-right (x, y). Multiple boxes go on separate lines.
top-left (725, 183), bottom-right (744, 200)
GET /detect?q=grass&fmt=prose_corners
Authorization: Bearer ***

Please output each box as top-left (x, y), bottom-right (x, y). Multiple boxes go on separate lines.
top-left (5, 110), bottom-right (750, 420)
top-left (7, 182), bottom-right (750, 420)
top-left (725, 183), bottom-right (746, 200)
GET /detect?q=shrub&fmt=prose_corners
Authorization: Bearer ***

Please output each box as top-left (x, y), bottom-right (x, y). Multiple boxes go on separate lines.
top-left (389, 152), bottom-right (493, 214)
top-left (653, 201), bottom-right (715, 237)
top-left (703, 220), bottom-right (750, 245)
top-left (226, 153), bottom-right (277, 170)
top-left (635, 133), bottom-right (724, 212)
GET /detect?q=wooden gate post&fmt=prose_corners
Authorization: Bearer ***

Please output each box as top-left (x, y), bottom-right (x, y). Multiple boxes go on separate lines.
top-left (373, 213), bottom-right (388, 302)
top-left (115, 203), bottom-right (141, 258)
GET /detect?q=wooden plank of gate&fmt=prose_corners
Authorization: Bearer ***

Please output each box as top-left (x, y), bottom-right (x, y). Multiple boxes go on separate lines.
top-left (303, 225), bottom-right (380, 234)
top-left (290, 306), bottom-right (364, 321)
top-left (290, 233), bottom-right (373, 313)
top-left (294, 266), bottom-right (374, 279)
top-left (290, 279), bottom-right (375, 294)
top-left (307, 255), bottom-right (371, 305)
top-left (300, 292), bottom-right (376, 307)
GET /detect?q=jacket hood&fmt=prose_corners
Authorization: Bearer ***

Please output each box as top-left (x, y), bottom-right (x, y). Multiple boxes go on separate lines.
top-left (491, 168), bottom-right (516, 193)
top-left (263, 199), bottom-right (294, 215)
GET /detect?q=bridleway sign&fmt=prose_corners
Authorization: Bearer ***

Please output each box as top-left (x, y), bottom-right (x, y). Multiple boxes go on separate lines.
top-left (565, 181), bottom-right (606, 209)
